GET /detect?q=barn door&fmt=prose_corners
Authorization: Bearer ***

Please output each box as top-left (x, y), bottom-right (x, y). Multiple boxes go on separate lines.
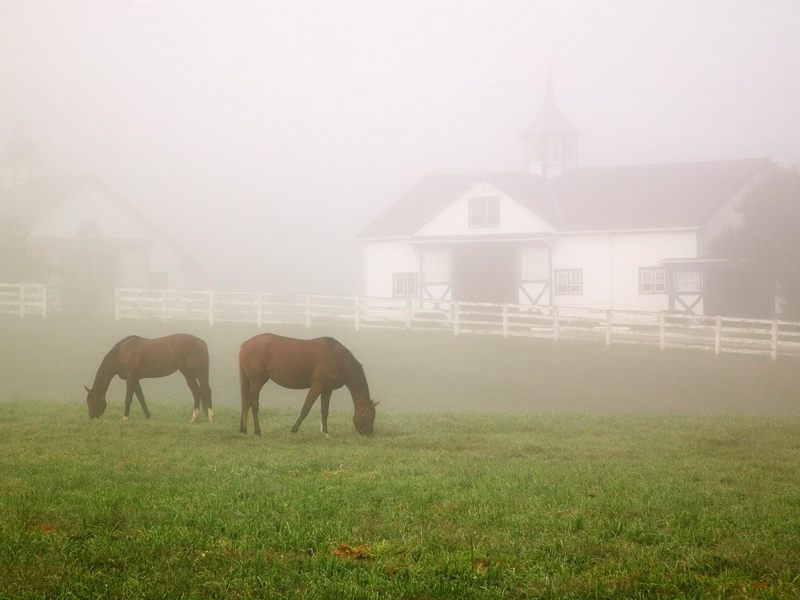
top-left (671, 271), bottom-right (704, 315)
top-left (420, 249), bottom-right (452, 301)
top-left (518, 246), bottom-right (551, 305)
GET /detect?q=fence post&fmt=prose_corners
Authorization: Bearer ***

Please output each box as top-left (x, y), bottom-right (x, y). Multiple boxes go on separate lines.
top-left (114, 288), bottom-right (120, 321)
top-left (553, 306), bottom-right (559, 342)
top-left (605, 309), bottom-right (612, 346)
top-left (257, 292), bottom-right (263, 328)
top-left (207, 291), bottom-right (214, 326)
top-left (19, 284), bottom-right (25, 318)
top-left (162, 289), bottom-right (168, 322)
top-left (771, 320), bottom-right (778, 360)
top-left (453, 302), bottom-right (460, 336)
top-left (502, 304), bottom-right (508, 338)
top-left (304, 295), bottom-right (311, 329)
top-left (354, 296), bottom-right (361, 332)
top-left (714, 315), bottom-right (722, 355)
top-left (659, 312), bottom-right (665, 350)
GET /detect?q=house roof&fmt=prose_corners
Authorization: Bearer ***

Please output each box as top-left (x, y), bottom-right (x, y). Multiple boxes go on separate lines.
top-left (360, 158), bottom-right (772, 238)
top-left (360, 172), bottom-right (560, 238)
top-left (0, 175), bottom-right (200, 268)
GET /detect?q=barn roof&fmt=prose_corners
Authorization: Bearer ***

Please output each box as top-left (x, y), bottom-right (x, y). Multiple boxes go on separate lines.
top-left (551, 158), bottom-right (772, 230)
top-left (360, 158), bottom-right (772, 238)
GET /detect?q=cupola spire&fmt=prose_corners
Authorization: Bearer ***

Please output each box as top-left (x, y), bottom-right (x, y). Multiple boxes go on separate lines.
top-left (521, 69), bottom-right (579, 178)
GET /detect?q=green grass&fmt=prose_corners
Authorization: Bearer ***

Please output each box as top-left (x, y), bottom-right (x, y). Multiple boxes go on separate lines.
top-left (1, 317), bottom-right (800, 598)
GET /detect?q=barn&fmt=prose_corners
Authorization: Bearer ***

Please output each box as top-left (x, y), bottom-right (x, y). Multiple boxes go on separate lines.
top-left (1, 130), bottom-right (200, 314)
top-left (360, 75), bottom-right (774, 317)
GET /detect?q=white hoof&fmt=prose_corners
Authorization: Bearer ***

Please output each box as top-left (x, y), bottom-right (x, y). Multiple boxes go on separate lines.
top-left (207, 409), bottom-right (215, 424)
top-left (190, 409), bottom-right (198, 424)
top-left (123, 416), bottom-right (129, 421)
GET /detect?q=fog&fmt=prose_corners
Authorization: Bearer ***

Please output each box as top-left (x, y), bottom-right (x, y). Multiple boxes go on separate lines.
top-left (1, 0), bottom-right (799, 292)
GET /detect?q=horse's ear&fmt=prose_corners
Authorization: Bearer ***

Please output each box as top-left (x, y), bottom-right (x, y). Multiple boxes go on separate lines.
top-left (372, 400), bottom-right (381, 407)
top-left (84, 385), bottom-right (91, 393)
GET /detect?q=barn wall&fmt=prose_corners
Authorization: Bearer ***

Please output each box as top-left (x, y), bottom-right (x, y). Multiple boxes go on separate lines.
top-left (363, 241), bottom-right (418, 297)
top-left (551, 235), bottom-right (611, 309)
top-left (415, 181), bottom-right (556, 237)
top-left (552, 230), bottom-right (698, 311)
top-left (609, 230), bottom-right (697, 312)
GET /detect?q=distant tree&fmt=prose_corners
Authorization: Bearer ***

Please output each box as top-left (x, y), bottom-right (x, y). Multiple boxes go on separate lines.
top-left (712, 166), bottom-right (800, 319)
top-left (0, 218), bottom-right (50, 282)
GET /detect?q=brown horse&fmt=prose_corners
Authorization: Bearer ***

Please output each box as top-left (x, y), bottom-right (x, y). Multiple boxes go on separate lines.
top-left (84, 333), bottom-right (213, 422)
top-left (238, 333), bottom-right (378, 436)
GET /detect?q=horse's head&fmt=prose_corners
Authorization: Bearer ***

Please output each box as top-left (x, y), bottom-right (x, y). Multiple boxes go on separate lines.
top-left (353, 399), bottom-right (379, 436)
top-left (85, 385), bottom-right (107, 419)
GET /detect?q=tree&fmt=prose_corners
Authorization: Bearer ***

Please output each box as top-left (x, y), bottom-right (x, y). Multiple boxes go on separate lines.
top-left (0, 218), bottom-right (51, 282)
top-left (712, 166), bottom-right (800, 319)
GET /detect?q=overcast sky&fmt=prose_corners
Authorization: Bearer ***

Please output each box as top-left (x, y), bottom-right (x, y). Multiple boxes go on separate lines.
top-left (1, 0), bottom-right (798, 292)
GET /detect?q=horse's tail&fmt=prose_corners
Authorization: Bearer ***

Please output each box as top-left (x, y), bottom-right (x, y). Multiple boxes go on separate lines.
top-left (199, 341), bottom-right (212, 412)
top-left (239, 359), bottom-right (250, 408)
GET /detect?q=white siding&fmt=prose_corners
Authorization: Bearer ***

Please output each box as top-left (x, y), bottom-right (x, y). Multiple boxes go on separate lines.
top-left (552, 230), bottom-right (698, 311)
top-left (415, 181), bottom-right (556, 237)
top-left (551, 235), bottom-right (611, 309)
top-left (608, 231), bottom-right (697, 312)
top-left (364, 241), bottom-right (419, 297)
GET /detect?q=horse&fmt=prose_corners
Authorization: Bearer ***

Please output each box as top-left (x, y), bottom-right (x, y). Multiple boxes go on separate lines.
top-left (238, 333), bottom-right (378, 436)
top-left (84, 333), bottom-right (214, 423)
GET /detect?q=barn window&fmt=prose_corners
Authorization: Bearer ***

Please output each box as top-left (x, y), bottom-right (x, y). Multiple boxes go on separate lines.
top-left (392, 272), bottom-right (418, 298)
top-left (468, 197), bottom-right (500, 228)
top-left (674, 271), bottom-right (703, 293)
top-left (639, 267), bottom-right (667, 294)
top-left (555, 269), bottom-right (582, 295)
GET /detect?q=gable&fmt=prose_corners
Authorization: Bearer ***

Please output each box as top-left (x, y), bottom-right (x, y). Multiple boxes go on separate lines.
top-left (360, 172), bottom-right (559, 239)
top-left (415, 180), bottom-right (558, 237)
top-left (30, 183), bottom-right (157, 242)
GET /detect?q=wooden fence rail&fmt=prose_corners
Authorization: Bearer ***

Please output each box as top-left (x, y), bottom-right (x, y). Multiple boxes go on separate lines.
top-left (0, 283), bottom-right (47, 318)
top-left (114, 287), bottom-right (800, 360)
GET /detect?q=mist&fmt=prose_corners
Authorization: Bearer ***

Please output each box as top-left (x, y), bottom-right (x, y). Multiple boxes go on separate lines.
top-left (2, 0), bottom-right (798, 293)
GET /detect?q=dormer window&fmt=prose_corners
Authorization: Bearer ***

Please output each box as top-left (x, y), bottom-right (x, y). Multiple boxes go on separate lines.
top-left (468, 196), bottom-right (500, 228)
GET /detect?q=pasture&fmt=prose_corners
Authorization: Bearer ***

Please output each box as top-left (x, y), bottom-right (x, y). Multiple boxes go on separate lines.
top-left (1, 317), bottom-right (800, 598)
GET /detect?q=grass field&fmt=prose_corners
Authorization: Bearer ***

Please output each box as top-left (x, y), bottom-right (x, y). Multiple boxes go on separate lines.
top-left (1, 317), bottom-right (800, 598)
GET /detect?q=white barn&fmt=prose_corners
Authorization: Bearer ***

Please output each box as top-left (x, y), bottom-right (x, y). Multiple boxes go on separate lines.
top-left (360, 75), bottom-right (773, 317)
top-left (1, 131), bottom-right (200, 314)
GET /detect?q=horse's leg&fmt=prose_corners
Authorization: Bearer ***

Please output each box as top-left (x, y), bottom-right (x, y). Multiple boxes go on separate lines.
top-left (198, 369), bottom-right (213, 423)
top-left (123, 379), bottom-right (135, 420)
top-left (134, 381), bottom-right (150, 419)
top-left (182, 369), bottom-right (203, 424)
top-left (291, 386), bottom-right (322, 433)
top-left (250, 384), bottom-right (264, 436)
top-left (320, 390), bottom-right (332, 436)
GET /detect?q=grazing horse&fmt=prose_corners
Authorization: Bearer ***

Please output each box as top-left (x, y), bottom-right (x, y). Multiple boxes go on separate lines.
top-left (84, 334), bottom-right (214, 423)
top-left (238, 333), bottom-right (378, 436)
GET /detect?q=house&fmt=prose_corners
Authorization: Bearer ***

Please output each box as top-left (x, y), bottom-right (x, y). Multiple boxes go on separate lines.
top-left (0, 130), bottom-right (201, 314)
top-left (360, 74), bottom-right (774, 317)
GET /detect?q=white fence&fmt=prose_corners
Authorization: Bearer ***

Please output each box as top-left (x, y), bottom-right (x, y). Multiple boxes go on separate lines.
top-left (114, 287), bottom-right (800, 360)
top-left (0, 283), bottom-right (47, 318)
